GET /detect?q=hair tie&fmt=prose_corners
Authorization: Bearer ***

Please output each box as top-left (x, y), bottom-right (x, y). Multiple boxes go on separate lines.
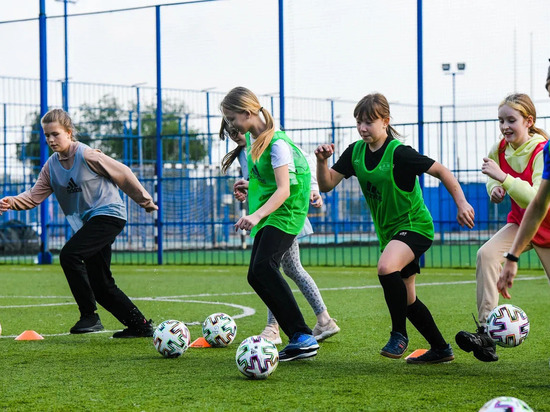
top-left (259, 107), bottom-right (263, 112)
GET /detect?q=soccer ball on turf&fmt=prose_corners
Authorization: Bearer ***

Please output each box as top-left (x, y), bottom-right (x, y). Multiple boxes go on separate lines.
top-left (202, 312), bottom-right (237, 347)
top-left (479, 396), bottom-right (533, 411)
top-left (153, 320), bottom-right (191, 358)
top-left (486, 304), bottom-right (529, 348)
top-left (235, 336), bottom-right (279, 379)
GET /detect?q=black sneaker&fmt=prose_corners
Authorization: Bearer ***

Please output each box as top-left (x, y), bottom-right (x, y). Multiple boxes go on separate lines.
top-left (455, 316), bottom-right (498, 362)
top-left (112, 319), bottom-right (154, 338)
top-left (70, 314), bottom-right (104, 334)
top-left (406, 343), bottom-right (455, 364)
top-left (380, 331), bottom-right (409, 359)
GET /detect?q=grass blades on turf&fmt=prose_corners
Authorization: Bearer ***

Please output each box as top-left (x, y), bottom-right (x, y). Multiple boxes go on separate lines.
top-left (0, 265), bottom-right (549, 411)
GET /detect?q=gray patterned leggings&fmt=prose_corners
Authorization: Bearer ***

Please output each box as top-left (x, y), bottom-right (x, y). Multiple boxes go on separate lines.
top-left (266, 239), bottom-right (327, 325)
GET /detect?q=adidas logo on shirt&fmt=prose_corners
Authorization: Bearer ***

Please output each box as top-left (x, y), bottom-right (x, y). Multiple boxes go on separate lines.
top-left (66, 178), bottom-right (82, 194)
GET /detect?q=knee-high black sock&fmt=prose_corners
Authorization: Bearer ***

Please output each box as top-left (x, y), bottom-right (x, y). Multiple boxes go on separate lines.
top-left (378, 272), bottom-right (408, 337)
top-left (406, 298), bottom-right (447, 349)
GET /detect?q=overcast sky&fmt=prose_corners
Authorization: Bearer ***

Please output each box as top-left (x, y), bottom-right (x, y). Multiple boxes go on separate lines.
top-left (1, 0), bottom-right (550, 124)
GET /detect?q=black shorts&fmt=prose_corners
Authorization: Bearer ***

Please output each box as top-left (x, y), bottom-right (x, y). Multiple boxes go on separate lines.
top-left (390, 230), bottom-right (433, 278)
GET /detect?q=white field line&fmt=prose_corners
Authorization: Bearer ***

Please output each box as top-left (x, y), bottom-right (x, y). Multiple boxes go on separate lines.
top-left (0, 275), bottom-right (545, 303)
top-left (0, 297), bottom-right (255, 339)
top-left (0, 275), bottom-right (545, 339)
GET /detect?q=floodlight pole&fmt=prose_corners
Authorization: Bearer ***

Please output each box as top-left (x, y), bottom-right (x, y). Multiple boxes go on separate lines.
top-left (55, 0), bottom-right (76, 112)
top-left (442, 63), bottom-right (466, 172)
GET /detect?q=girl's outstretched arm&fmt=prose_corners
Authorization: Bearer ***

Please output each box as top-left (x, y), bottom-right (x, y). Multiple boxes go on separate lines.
top-left (498, 178), bottom-right (550, 298)
top-left (427, 161), bottom-right (475, 229)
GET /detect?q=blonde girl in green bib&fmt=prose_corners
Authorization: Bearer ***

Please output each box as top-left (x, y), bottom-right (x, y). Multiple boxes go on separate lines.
top-left (220, 86), bottom-right (319, 361)
top-left (315, 93), bottom-right (475, 364)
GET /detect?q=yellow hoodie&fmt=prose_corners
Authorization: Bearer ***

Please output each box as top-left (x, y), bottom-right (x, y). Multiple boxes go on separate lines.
top-left (487, 134), bottom-right (547, 209)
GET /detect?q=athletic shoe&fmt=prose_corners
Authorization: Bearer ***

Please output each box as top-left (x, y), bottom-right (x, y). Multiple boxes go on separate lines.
top-left (112, 319), bottom-right (154, 338)
top-left (259, 325), bottom-right (282, 345)
top-left (279, 333), bottom-right (319, 362)
top-left (406, 343), bottom-right (455, 364)
top-left (70, 313), bottom-right (104, 334)
top-left (380, 331), bottom-right (409, 359)
top-left (455, 316), bottom-right (498, 362)
top-left (312, 318), bottom-right (341, 341)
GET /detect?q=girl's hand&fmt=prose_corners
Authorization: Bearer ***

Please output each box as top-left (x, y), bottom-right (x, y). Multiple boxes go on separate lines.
top-left (456, 202), bottom-right (475, 229)
top-left (490, 186), bottom-right (506, 204)
top-left (234, 214), bottom-right (260, 232)
top-left (315, 144), bottom-right (335, 160)
top-left (233, 179), bottom-right (248, 202)
top-left (497, 260), bottom-right (517, 299)
top-left (145, 203), bottom-right (158, 213)
top-left (482, 157), bottom-right (507, 182)
top-left (310, 190), bottom-right (323, 208)
top-left (0, 198), bottom-right (12, 214)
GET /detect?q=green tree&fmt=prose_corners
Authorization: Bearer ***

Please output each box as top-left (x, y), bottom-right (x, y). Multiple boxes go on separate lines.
top-left (19, 95), bottom-right (207, 169)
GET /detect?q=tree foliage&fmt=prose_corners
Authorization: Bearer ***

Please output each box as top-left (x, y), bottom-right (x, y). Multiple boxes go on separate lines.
top-left (19, 95), bottom-right (207, 169)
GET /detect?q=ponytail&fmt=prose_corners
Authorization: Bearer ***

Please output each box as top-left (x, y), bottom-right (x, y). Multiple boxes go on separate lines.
top-left (250, 107), bottom-right (276, 162)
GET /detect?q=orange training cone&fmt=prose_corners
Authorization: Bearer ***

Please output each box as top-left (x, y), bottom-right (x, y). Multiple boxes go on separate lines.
top-left (15, 330), bottom-right (44, 341)
top-left (405, 349), bottom-right (428, 360)
top-left (190, 337), bottom-right (211, 348)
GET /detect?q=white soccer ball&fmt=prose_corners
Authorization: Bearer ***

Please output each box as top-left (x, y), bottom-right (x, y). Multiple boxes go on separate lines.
top-left (202, 312), bottom-right (237, 347)
top-left (486, 304), bottom-right (529, 348)
top-left (235, 336), bottom-right (279, 379)
top-left (479, 396), bottom-right (533, 411)
top-left (153, 320), bottom-right (191, 358)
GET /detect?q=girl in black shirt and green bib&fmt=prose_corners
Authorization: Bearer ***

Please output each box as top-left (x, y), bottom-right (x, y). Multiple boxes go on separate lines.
top-left (220, 87), bottom-right (319, 362)
top-left (316, 93), bottom-right (475, 364)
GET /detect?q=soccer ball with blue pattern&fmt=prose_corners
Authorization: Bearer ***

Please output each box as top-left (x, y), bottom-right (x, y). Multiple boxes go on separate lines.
top-left (479, 396), bottom-right (532, 411)
top-left (486, 304), bottom-right (530, 348)
top-left (235, 336), bottom-right (279, 379)
top-left (153, 320), bottom-right (191, 358)
top-left (202, 313), bottom-right (237, 347)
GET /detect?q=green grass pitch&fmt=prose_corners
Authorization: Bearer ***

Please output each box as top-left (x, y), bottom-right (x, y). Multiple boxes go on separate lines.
top-left (0, 265), bottom-right (549, 411)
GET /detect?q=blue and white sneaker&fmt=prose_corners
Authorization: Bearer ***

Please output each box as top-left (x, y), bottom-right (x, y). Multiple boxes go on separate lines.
top-left (279, 333), bottom-right (319, 362)
top-left (380, 331), bottom-right (409, 359)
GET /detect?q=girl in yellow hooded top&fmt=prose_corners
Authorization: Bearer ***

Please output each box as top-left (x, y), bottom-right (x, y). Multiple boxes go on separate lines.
top-left (456, 93), bottom-right (549, 362)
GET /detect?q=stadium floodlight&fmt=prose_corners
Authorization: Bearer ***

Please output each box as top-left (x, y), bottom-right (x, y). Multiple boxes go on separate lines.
top-left (441, 62), bottom-right (467, 171)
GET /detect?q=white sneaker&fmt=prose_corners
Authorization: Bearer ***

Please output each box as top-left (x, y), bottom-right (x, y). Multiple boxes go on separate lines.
top-left (259, 325), bottom-right (282, 345)
top-left (312, 318), bottom-right (340, 341)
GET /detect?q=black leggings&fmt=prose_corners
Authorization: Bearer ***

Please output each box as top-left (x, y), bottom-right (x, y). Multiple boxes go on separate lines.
top-left (247, 225), bottom-right (311, 338)
top-left (59, 215), bottom-right (141, 325)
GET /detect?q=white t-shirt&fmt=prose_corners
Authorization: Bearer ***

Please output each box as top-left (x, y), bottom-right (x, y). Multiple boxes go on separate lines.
top-left (248, 135), bottom-right (319, 191)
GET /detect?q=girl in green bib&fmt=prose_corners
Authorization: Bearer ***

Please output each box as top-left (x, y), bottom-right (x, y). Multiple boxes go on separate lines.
top-left (315, 93), bottom-right (475, 364)
top-left (220, 86), bottom-right (319, 362)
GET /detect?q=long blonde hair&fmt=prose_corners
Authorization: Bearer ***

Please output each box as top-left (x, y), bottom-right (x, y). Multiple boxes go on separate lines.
top-left (220, 87), bottom-right (275, 162)
top-left (499, 93), bottom-right (548, 140)
top-left (41, 108), bottom-right (77, 141)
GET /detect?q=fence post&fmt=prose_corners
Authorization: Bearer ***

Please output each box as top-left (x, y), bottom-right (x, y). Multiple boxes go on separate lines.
top-left (206, 90), bottom-right (212, 164)
top-left (278, 0), bottom-right (285, 129)
top-left (38, 0), bottom-right (52, 264)
top-left (155, 5), bottom-right (163, 265)
top-left (184, 113), bottom-right (190, 161)
top-left (417, 0), bottom-right (425, 266)
top-left (329, 99), bottom-right (338, 243)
